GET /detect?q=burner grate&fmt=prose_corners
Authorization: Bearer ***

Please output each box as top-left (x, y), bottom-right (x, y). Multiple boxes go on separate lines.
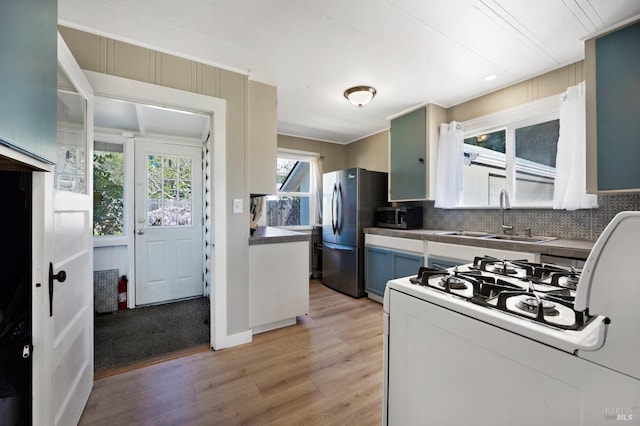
top-left (407, 263), bottom-right (590, 331)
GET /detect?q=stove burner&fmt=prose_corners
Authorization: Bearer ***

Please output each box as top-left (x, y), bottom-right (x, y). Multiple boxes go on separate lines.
top-left (439, 276), bottom-right (468, 290)
top-left (516, 296), bottom-right (559, 316)
top-left (487, 264), bottom-right (517, 275)
top-left (557, 275), bottom-right (580, 290)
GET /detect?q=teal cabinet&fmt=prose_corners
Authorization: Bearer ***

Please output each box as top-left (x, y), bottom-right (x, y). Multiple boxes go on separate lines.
top-left (586, 20), bottom-right (640, 192)
top-left (365, 247), bottom-right (423, 298)
top-left (0, 0), bottom-right (57, 165)
top-left (388, 104), bottom-right (446, 201)
top-left (390, 108), bottom-right (426, 201)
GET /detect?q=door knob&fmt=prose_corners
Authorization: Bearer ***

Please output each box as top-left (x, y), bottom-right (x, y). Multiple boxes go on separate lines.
top-left (137, 229), bottom-right (145, 235)
top-left (48, 262), bottom-right (67, 317)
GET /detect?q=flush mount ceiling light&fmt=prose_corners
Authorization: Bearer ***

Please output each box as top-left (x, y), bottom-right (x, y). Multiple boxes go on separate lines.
top-left (344, 86), bottom-right (377, 107)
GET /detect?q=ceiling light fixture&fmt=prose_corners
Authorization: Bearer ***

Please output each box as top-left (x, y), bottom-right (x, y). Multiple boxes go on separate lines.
top-left (344, 86), bottom-right (377, 107)
top-left (484, 74), bottom-right (497, 81)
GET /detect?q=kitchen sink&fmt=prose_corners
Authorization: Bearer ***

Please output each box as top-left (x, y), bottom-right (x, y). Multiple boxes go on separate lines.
top-left (436, 231), bottom-right (492, 237)
top-left (481, 234), bottom-right (556, 243)
top-left (436, 230), bottom-right (555, 243)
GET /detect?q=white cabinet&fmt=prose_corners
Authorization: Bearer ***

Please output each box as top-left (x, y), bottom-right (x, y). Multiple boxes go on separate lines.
top-left (426, 241), bottom-right (538, 265)
top-left (248, 80), bottom-right (277, 196)
top-left (249, 240), bottom-right (309, 333)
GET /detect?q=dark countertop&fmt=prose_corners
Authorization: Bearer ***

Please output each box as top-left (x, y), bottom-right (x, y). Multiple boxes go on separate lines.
top-left (363, 227), bottom-right (594, 260)
top-left (249, 226), bottom-right (311, 246)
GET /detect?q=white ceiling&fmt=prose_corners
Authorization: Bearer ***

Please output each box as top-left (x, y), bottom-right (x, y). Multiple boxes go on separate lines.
top-left (94, 97), bottom-right (210, 141)
top-left (59, 0), bottom-right (640, 144)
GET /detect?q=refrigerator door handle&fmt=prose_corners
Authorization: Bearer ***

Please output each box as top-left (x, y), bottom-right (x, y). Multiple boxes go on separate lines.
top-left (324, 242), bottom-right (356, 252)
top-left (331, 183), bottom-right (338, 234)
top-left (337, 182), bottom-right (343, 235)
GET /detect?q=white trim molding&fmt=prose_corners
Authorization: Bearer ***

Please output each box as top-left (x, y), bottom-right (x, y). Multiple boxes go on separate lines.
top-left (83, 70), bottom-right (230, 350)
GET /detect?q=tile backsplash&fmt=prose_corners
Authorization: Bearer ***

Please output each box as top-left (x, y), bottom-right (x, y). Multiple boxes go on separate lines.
top-left (406, 193), bottom-right (640, 241)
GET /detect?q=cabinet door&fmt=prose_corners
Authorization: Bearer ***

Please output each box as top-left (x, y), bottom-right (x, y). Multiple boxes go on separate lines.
top-left (365, 247), bottom-right (391, 298)
top-left (389, 108), bottom-right (426, 201)
top-left (391, 251), bottom-right (423, 280)
top-left (591, 21), bottom-right (640, 191)
top-left (0, 0), bottom-right (57, 164)
top-left (248, 81), bottom-right (277, 195)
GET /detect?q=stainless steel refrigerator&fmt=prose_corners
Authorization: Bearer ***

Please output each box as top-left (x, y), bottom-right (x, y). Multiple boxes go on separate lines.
top-left (322, 168), bottom-right (388, 298)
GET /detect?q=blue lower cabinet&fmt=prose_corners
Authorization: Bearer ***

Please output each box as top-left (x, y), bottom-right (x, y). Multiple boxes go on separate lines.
top-left (392, 251), bottom-right (423, 279)
top-left (365, 247), bottom-right (423, 298)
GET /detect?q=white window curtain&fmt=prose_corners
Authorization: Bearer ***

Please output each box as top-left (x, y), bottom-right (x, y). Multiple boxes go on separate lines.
top-left (553, 81), bottom-right (598, 210)
top-left (314, 155), bottom-right (323, 224)
top-left (434, 122), bottom-right (464, 208)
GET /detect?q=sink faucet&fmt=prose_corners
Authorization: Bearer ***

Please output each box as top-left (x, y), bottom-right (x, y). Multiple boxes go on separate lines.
top-left (499, 189), bottom-right (513, 235)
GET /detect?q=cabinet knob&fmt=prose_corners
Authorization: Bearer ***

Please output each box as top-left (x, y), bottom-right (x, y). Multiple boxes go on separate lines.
top-left (418, 158), bottom-right (425, 163)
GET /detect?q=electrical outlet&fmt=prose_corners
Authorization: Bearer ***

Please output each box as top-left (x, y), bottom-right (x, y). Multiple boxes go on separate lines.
top-left (233, 198), bottom-right (243, 214)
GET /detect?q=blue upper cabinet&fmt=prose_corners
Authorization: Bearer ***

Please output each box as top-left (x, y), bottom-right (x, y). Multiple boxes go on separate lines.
top-left (586, 19), bottom-right (640, 193)
top-left (0, 0), bottom-right (58, 166)
top-left (388, 104), bottom-right (446, 201)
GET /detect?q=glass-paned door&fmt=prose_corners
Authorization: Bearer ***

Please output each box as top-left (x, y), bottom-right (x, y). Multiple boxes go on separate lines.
top-left (134, 140), bottom-right (203, 305)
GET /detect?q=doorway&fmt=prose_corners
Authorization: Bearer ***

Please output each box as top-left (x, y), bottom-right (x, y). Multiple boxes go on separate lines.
top-left (85, 70), bottom-right (229, 352)
top-left (0, 170), bottom-right (32, 425)
top-left (92, 98), bottom-right (211, 370)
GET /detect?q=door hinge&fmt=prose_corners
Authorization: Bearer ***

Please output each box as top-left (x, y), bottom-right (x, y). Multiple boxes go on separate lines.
top-left (22, 344), bottom-right (32, 359)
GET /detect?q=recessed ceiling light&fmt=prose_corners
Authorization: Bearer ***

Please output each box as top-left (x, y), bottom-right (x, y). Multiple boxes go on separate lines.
top-left (484, 74), bottom-right (497, 81)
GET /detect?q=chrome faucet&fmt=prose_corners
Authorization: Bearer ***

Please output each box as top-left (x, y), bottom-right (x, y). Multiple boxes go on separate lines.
top-left (499, 189), bottom-right (513, 234)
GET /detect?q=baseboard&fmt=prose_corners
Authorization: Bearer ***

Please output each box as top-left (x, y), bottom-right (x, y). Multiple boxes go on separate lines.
top-left (367, 293), bottom-right (384, 304)
top-left (251, 317), bottom-right (297, 335)
top-left (223, 329), bottom-right (252, 348)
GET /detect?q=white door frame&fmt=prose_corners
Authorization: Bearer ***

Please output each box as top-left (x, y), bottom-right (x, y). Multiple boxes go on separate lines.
top-left (84, 70), bottom-right (228, 350)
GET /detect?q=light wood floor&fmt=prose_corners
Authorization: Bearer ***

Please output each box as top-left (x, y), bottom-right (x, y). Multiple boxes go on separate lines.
top-left (79, 279), bottom-right (384, 425)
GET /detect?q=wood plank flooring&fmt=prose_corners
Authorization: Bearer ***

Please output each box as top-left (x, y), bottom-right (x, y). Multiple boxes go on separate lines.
top-left (79, 280), bottom-right (384, 425)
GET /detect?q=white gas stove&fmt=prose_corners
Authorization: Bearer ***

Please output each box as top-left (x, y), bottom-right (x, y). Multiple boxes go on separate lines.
top-left (383, 211), bottom-right (640, 425)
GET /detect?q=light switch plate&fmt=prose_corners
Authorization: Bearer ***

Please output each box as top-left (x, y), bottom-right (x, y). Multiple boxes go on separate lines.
top-left (232, 198), bottom-right (243, 213)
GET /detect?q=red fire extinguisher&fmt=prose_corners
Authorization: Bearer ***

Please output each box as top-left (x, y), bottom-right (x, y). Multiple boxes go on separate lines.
top-left (118, 275), bottom-right (128, 310)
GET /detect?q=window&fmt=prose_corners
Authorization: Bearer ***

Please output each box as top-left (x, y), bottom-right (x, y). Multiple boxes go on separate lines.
top-left (265, 151), bottom-right (317, 227)
top-left (56, 84), bottom-right (87, 194)
top-left (461, 96), bottom-right (560, 207)
top-left (146, 154), bottom-right (193, 226)
top-left (93, 141), bottom-right (125, 236)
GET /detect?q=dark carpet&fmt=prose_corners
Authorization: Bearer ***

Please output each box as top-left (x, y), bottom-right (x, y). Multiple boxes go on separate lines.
top-left (94, 297), bottom-right (210, 372)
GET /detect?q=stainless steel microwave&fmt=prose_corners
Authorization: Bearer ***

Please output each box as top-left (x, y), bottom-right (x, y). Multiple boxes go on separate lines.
top-left (376, 206), bottom-right (423, 229)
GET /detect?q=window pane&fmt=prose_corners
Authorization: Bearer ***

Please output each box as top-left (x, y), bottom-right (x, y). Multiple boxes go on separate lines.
top-left (462, 129), bottom-right (507, 206)
top-left (56, 64), bottom-right (87, 194)
top-left (515, 120), bottom-right (558, 167)
top-left (515, 120), bottom-right (558, 203)
top-left (276, 159), bottom-right (297, 190)
top-left (464, 129), bottom-right (506, 154)
top-left (93, 144), bottom-right (124, 236)
top-left (147, 154), bottom-right (193, 227)
top-left (277, 159), bottom-right (310, 193)
top-left (266, 196), bottom-right (310, 226)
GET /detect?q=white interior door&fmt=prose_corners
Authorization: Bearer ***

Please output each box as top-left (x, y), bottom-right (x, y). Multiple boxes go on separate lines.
top-left (31, 34), bottom-right (94, 426)
top-left (134, 139), bottom-right (203, 305)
